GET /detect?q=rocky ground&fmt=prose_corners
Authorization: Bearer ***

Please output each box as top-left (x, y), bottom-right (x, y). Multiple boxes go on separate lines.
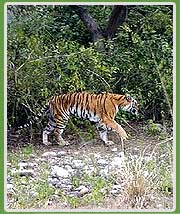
top-left (6, 121), bottom-right (174, 211)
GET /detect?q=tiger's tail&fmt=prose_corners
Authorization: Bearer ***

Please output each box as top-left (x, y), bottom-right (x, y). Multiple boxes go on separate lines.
top-left (19, 102), bottom-right (50, 129)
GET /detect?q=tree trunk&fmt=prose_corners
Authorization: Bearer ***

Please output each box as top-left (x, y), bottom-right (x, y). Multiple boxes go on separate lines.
top-left (105, 6), bottom-right (128, 39)
top-left (70, 5), bottom-right (128, 42)
top-left (70, 5), bottom-right (104, 42)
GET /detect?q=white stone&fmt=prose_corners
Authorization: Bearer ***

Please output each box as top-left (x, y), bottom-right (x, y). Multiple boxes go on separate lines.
top-left (74, 152), bottom-right (79, 155)
top-left (42, 151), bottom-right (57, 157)
top-left (7, 162), bottom-right (11, 167)
top-left (110, 189), bottom-right (120, 194)
top-left (19, 169), bottom-right (35, 177)
top-left (83, 165), bottom-right (95, 175)
top-left (112, 184), bottom-right (122, 190)
top-left (99, 166), bottom-right (109, 177)
top-left (64, 165), bottom-right (74, 174)
top-left (7, 183), bottom-right (14, 190)
top-left (117, 151), bottom-right (125, 159)
top-left (111, 148), bottom-right (118, 152)
top-left (111, 156), bottom-right (124, 168)
top-left (48, 177), bottom-right (59, 186)
top-left (94, 153), bottom-right (101, 159)
top-left (143, 171), bottom-right (149, 177)
top-left (72, 160), bottom-right (85, 169)
top-left (75, 185), bottom-right (89, 196)
top-left (97, 159), bottom-right (108, 166)
top-left (57, 151), bottom-right (67, 157)
top-left (18, 162), bottom-right (35, 169)
top-left (51, 166), bottom-right (70, 178)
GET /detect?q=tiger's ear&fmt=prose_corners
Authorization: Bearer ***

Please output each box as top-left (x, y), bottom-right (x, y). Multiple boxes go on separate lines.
top-left (125, 94), bottom-right (132, 101)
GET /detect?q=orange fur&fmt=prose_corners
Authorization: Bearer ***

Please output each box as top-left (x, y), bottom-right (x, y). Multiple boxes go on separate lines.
top-left (42, 92), bottom-right (138, 146)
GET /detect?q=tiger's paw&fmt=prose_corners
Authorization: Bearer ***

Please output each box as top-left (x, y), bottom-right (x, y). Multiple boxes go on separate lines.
top-left (121, 132), bottom-right (128, 140)
top-left (42, 141), bottom-right (52, 146)
top-left (104, 140), bottom-right (115, 146)
top-left (57, 140), bottom-right (70, 147)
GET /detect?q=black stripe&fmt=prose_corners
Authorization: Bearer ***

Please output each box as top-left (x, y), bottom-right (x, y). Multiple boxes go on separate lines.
top-left (60, 95), bottom-right (70, 118)
top-left (104, 95), bottom-right (108, 115)
top-left (86, 94), bottom-right (90, 117)
top-left (75, 93), bottom-right (80, 116)
top-left (80, 93), bottom-right (85, 118)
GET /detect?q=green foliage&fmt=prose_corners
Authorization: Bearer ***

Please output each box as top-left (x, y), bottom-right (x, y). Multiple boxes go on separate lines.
top-left (146, 119), bottom-right (163, 135)
top-left (7, 5), bottom-right (173, 127)
top-left (102, 6), bottom-right (173, 119)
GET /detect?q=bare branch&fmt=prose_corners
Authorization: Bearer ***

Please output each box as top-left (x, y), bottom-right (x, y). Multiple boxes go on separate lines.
top-left (86, 69), bottom-right (111, 89)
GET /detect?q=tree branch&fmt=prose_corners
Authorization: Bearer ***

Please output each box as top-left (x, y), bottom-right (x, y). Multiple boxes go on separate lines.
top-left (70, 5), bottom-right (128, 45)
top-left (70, 5), bottom-right (104, 42)
top-left (105, 5), bottom-right (128, 39)
top-left (86, 69), bottom-right (111, 89)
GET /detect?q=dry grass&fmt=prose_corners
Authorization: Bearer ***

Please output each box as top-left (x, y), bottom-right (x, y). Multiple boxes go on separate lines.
top-left (104, 137), bottom-right (173, 209)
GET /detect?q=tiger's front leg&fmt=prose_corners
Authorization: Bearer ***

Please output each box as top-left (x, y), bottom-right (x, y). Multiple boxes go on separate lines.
top-left (54, 127), bottom-right (70, 146)
top-left (102, 117), bottom-right (128, 140)
top-left (96, 123), bottom-right (115, 146)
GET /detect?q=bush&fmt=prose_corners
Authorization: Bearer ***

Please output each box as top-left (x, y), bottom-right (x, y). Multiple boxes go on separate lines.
top-left (7, 5), bottom-right (173, 128)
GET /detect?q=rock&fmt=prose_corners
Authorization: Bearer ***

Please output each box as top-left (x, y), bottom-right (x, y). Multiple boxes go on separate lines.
top-left (117, 151), bottom-right (125, 159)
top-left (155, 123), bottom-right (164, 131)
top-left (101, 187), bottom-right (108, 194)
top-left (11, 168), bottom-right (35, 177)
top-left (75, 185), bottom-right (90, 196)
top-left (18, 162), bottom-right (35, 169)
top-left (110, 156), bottom-right (124, 168)
top-left (97, 159), bottom-right (108, 166)
top-left (35, 158), bottom-right (47, 162)
top-left (7, 183), bottom-right (14, 190)
top-left (57, 151), bottom-right (67, 157)
top-left (99, 166), bottom-right (109, 177)
top-left (110, 184), bottom-right (122, 194)
top-left (30, 191), bottom-right (38, 197)
top-left (112, 184), bottom-right (122, 190)
top-left (110, 189), bottom-right (120, 195)
top-left (11, 169), bottom-right (17, 174)
top-left (72, 160), bottom-right (85, 169)
top-left (64, 165), bottom-right (74, 174)
top-left (61, 178), bottom-right (72, 185)
top-left (18, 162), bottom-right (28, 169)
top-left (111, 148), bottom-right (118, 152)
top-left (7, 162), bottom-right (11, 167)
top-left (143, 171), bottom-right (149, 177)
top-left (74, 152), bottom-right (79, 155)
top-left (56, 183), bottom-right (73, 191)
top-left (94, 153), bottom-right (101, 159)
top-left (48, 177), bottom-right (60, 186)
top-left (83, 165), bottom-right (95, 175)
top-left (19, 169), bottom-right (35, 177)
top-left (7, 176), bottom-right (11, 182)
top-left (42, 151), bottom-right (57, 157)
top-left (51, 166), bottom-right (70, 178)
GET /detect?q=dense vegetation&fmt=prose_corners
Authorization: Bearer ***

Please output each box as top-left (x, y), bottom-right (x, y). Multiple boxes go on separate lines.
top-left (7, 5), bottom-right (173, 128)
top-left (6, 5), bottom-right (174, 210)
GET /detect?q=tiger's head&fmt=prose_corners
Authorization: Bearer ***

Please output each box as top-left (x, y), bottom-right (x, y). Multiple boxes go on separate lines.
top-left (121, 94), bottom-right (138, 115)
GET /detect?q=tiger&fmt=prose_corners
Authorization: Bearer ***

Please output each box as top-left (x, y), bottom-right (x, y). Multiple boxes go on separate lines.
top-left (41, 92), bottom-right (138, 146)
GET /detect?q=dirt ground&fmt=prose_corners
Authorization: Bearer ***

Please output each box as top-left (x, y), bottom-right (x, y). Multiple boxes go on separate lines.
top-left (6, 121), bottom-right (174, 210)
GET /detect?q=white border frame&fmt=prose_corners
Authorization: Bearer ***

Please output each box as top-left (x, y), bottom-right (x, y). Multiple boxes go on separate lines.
top-left (4, 2), bottom-right (176, 212)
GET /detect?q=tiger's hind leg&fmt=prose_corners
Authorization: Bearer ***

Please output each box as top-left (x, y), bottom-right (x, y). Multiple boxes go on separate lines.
top-left (53, 115), bottom-right (70, 146)
top-left (43, 119), bottom-right (57, 145)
